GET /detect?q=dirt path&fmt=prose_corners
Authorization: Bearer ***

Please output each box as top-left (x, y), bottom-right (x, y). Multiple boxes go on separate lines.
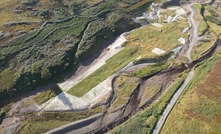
top-left (185, 4), bottom-right (200, 62)
top-left (1, 3), bottom-right (197, 133)
top-left (40, 2), bottom-right (189, 112)
top-left (153, 2), bottom-right (203, 133)
top-left (0, 117), bottom-right (20, 134)
top-left (153, 69), bottom-right (194, 134)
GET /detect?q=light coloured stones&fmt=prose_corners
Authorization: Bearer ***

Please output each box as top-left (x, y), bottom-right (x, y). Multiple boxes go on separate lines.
top-left (172, 46), bottom-right (183, 55)
top-left (151, 23), bottom-right (163, 28)
top-left (178, 37), bottom-right (187, 45)
top-left (151, 48), bottom-right (166, 55)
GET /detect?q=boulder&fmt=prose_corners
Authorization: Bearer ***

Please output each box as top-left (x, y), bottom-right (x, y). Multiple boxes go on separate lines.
top-left (178, 37), bottom-right (187, 45)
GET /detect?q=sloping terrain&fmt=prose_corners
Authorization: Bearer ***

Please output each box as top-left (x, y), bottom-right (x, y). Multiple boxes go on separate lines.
top-left (107, 1), bottom-right (221, 134)
top-left (0, 0), bottom-right (221, 134)
top-left (0, 0), bottom-right (153, 106)
top-left (161, 48), bottom-right (221, 134)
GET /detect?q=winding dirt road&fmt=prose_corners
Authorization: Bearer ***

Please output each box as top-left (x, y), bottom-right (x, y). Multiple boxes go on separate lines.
top-left (153, 3), bottom-right (199, 134)
top-left (186, 4), bottom-right (199, 62)
top-left (153, 69), bottom-right (194, 134)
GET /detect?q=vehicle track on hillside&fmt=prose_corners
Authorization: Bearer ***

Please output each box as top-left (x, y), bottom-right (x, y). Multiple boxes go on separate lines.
top-left (186, 4), bottom-right (199, 62)
top-left (153, 2), bottom-right (210, 133)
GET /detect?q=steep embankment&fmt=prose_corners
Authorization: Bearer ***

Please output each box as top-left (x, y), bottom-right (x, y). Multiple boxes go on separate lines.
top-left (5, 2), bottom-right (190, 133)
top-left (0, 0), bottom-right (153, 107)
top-left (30, 3), bottom-right (193, 133)
top-left (4, 0), bottom-right (221, 133)
top-left (107, 1), bottom-right (221, 134)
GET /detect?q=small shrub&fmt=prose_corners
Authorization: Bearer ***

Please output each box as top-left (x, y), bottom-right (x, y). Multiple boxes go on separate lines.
top-left (208, 8), bottom-right (219, 17)
top-left (205, 15), bottom-right (221, 25)
top-left (0, 110), bottom-right (6, 122)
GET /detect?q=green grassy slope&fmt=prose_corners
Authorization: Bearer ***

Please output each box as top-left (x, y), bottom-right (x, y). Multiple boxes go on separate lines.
top-left (161, 48), bottom-right (221, 134)
top-left (0, 0), bottom-right (154, 106)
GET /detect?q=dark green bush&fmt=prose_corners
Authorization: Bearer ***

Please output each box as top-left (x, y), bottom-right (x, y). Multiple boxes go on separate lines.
top-left (206, 15), bottom-right (221, 25)
top-left (0, 110), bottom-right (6, 122)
